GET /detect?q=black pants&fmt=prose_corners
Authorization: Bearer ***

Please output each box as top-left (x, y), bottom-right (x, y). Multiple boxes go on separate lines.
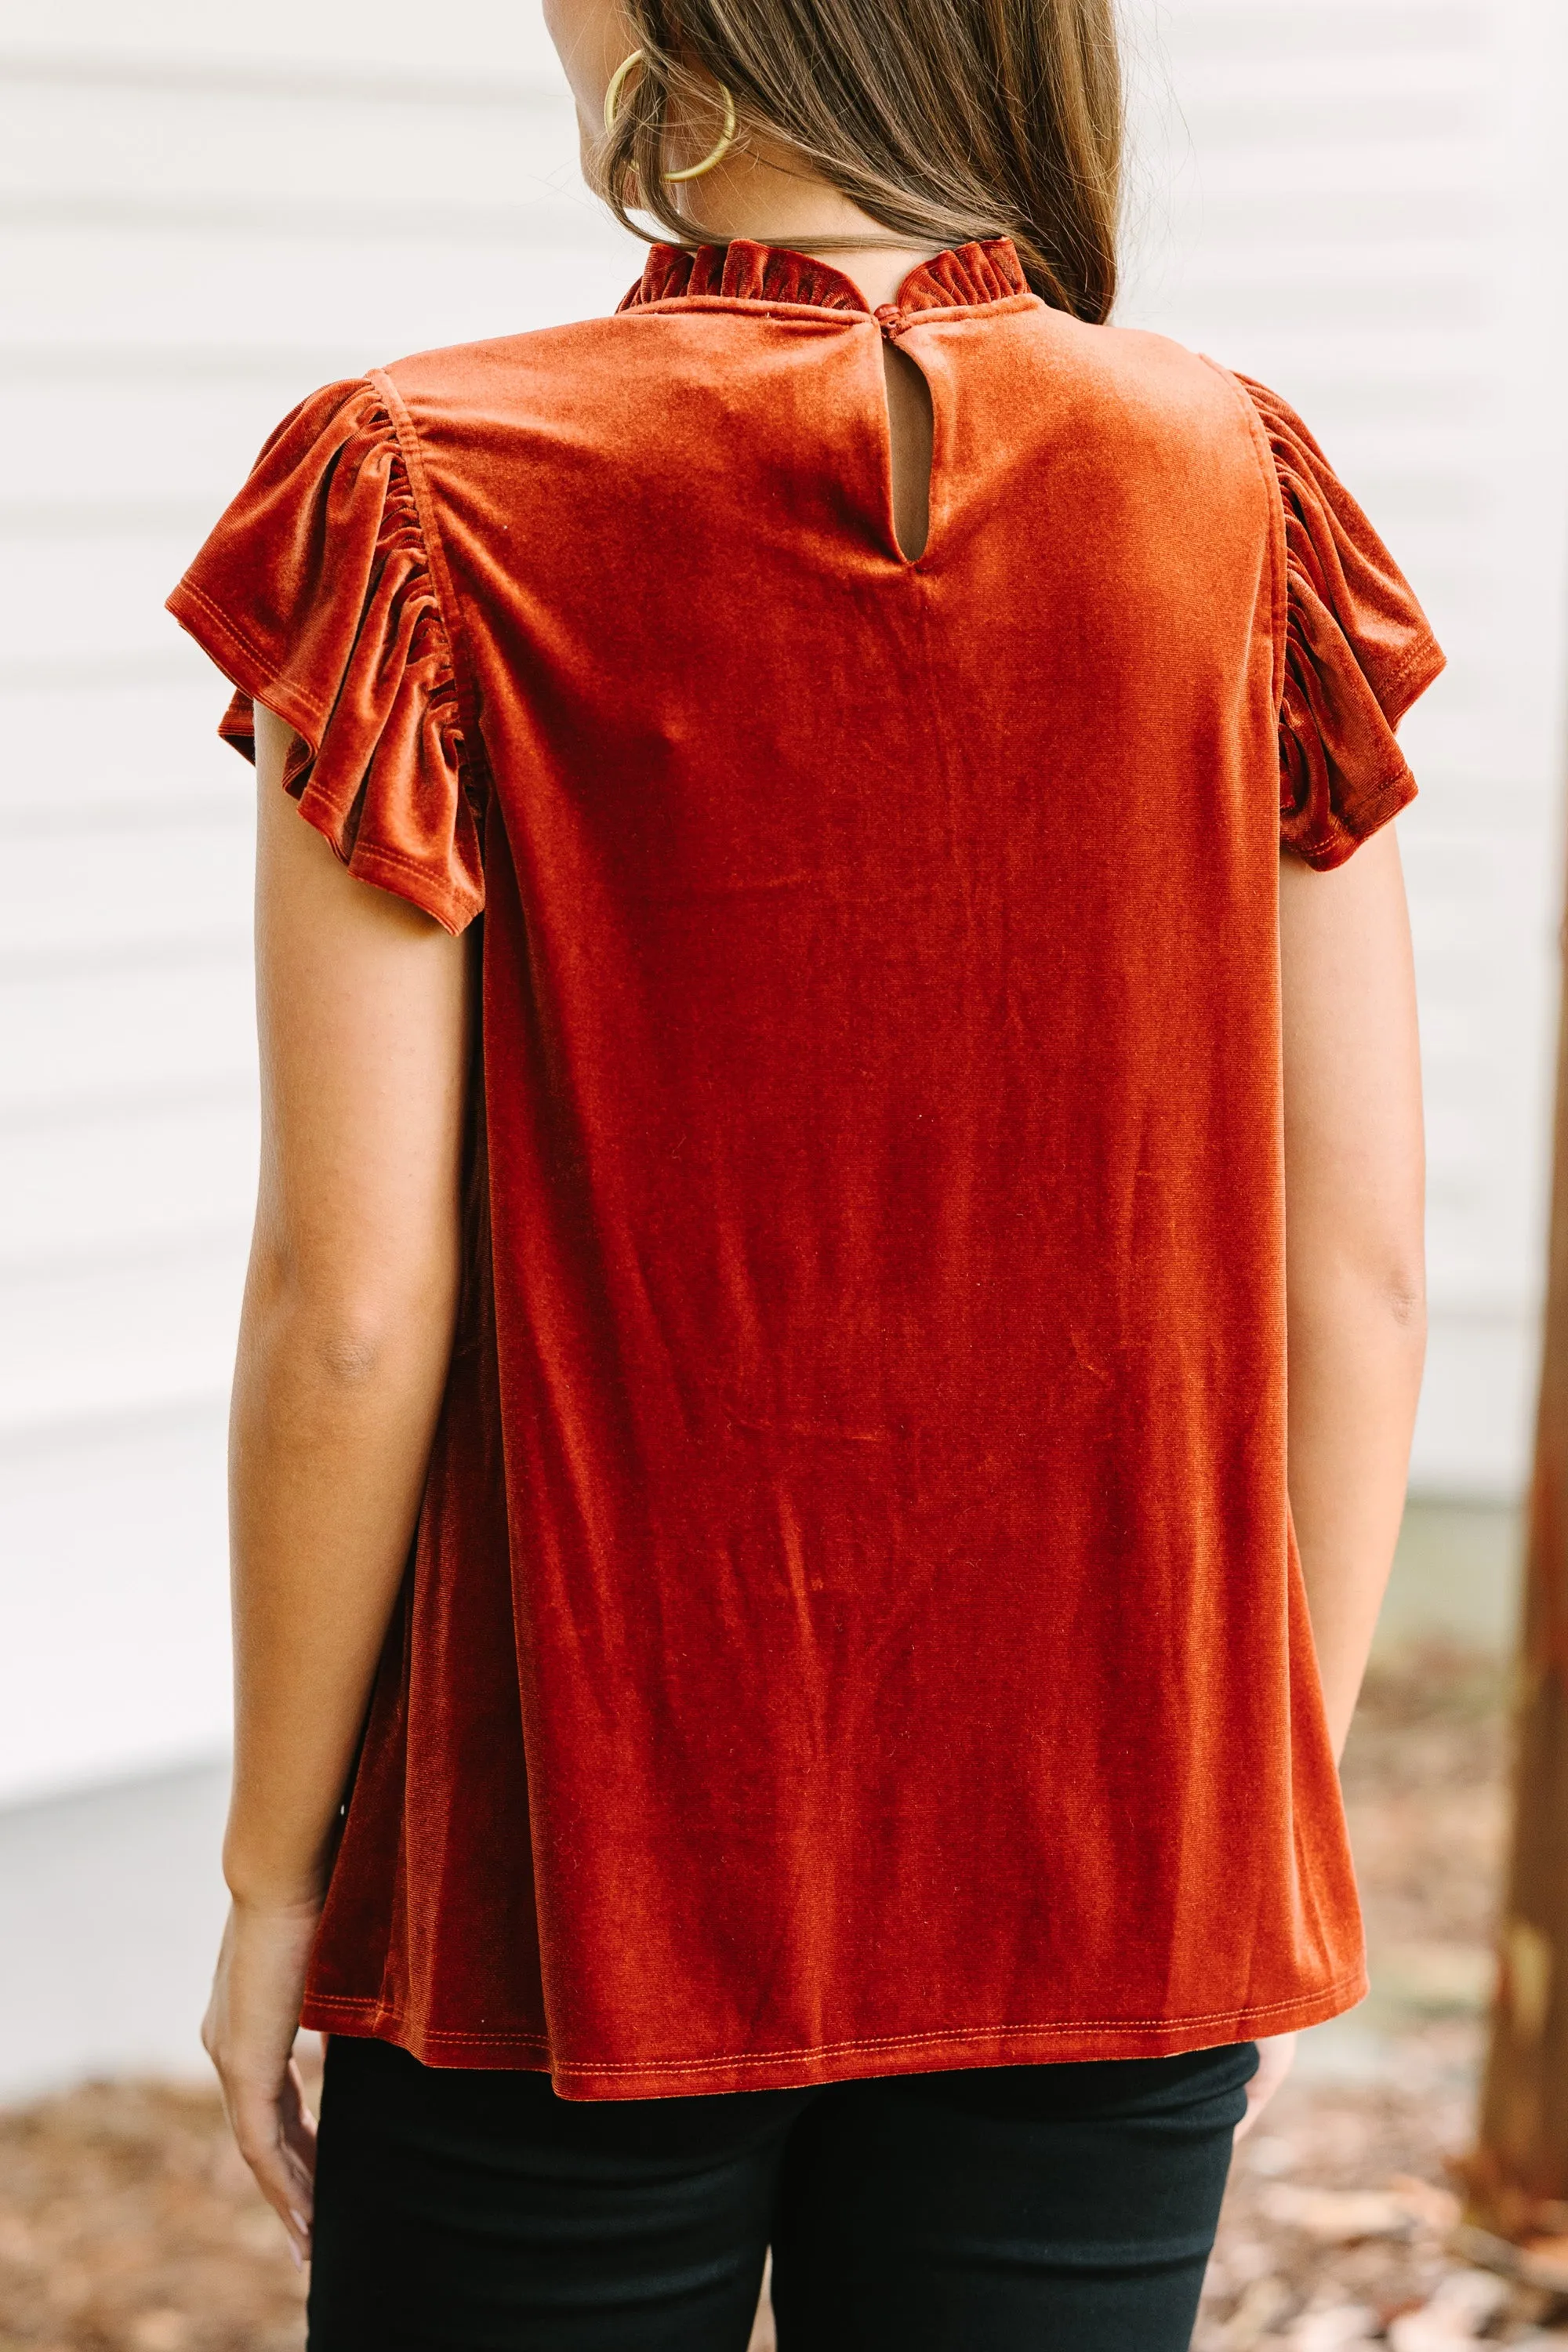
top-left (308, 2033), bottom-right (1255, 2351)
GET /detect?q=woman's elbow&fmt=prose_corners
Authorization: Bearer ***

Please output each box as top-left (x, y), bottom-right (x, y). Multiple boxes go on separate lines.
top-left (241, 1236), bottom-right (461, 1388)
top-left (1384, 1268), bottom-right (1427, 1339)
top-left (1288, 1243), bottom-right (1428, 1361)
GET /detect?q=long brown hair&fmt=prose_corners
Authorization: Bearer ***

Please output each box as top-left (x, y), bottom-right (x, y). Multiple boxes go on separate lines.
top-left (593, 0), bottom-right (1123, 323)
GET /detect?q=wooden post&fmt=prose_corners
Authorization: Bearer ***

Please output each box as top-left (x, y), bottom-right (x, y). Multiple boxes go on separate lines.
top-left (1464, 921), bottom-right (1568, 2253)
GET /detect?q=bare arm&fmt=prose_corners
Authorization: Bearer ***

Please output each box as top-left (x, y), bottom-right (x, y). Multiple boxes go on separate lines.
top-left (1279, 824), bottom-right (1427, 1762)
top-left (1237, 827), bottom-right (1426, 2143)
top-left (204, 704), bottom-right (472, 2256)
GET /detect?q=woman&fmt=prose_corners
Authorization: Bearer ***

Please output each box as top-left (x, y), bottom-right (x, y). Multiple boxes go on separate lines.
top-left (169, 0), bottom-right (1435, 2340)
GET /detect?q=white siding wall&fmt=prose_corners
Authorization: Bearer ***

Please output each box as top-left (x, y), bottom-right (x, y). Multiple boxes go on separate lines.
top-left (2, 0), bottom-right (1563, 1805)
top-left (1119, 0), bottom-right (1568, 1504)
top-left (0, 2), bottom-right (642, 1807)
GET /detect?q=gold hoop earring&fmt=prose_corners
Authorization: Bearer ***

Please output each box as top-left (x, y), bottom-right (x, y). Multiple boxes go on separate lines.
top-left (602, 48), bottom-right (738, 183)
top-left (603, 49), bottom-right (644, 136)
top-left (663, 82), bottom-right (738, 182)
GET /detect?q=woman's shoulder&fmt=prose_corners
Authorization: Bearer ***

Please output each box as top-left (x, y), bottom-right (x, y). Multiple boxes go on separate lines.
top-left (377, 310), bottom-right (673, 423)
top-left (1032, 310), bottom-right (1266, 447)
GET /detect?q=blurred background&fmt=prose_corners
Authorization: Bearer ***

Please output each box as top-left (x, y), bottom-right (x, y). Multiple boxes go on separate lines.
top-left (2, 0), bottom-right (1566, 2338)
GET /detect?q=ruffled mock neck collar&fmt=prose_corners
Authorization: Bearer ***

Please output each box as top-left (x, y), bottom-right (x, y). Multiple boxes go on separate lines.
top-left (619, 236), bottom-right (1030, 321)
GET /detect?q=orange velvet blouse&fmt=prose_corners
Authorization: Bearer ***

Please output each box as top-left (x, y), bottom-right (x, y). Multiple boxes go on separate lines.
top-left (169, 238), bottom-right (1443, 2099)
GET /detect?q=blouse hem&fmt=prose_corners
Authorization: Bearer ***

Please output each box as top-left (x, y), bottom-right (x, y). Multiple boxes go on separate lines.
top-left (302, 1966), bottom-right (1368, 2099)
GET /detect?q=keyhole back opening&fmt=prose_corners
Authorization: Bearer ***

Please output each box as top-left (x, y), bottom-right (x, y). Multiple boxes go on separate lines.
top-left (880, 338), bottom-right (935, 563)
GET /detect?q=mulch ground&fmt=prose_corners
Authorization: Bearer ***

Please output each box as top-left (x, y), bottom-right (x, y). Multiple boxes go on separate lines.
top-left (0, 1650), bottom-right (1554, 2350)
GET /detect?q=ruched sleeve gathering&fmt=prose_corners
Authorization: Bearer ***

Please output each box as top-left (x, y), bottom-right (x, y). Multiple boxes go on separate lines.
top-left (1239, 376), bottom-right (1445, 870)
top-left (166, 379), bottom-right (484, 933)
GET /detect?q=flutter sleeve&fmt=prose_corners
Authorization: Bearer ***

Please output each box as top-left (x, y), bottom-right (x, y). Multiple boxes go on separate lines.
top-left (1238, 376), bottom-right (1445, 871)
top-left (166, 379), bottom-right (484, 933)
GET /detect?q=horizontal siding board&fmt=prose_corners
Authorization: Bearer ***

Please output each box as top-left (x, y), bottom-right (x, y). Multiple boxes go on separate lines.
top-left (0, 0), bottom-right (564, 74)
top-left (1116, 328), bottom-right (1501, 383)
top-left (0, 812), bottom-right (251, 961)
top-left (2, 191), bottom-right (622, 245)
top-left (0, 678), bottom-right (243, 815)
top-left (0, 50), bottom-right (559, 103)
top-left (0, 5), bottom-right (568, 76)
top-left (2, 224), bottom-right (640, 350)
top-left (0, 1240), bottom-right (247, 1432)
top-left (1405, 823), bottom-right (1556, 1305)
top-left (1158, 6), bottom-right (1491, 59)
top-left (1171, 143), bottom-right (1495, 194)
top-left (0, 1095), bottom-right (256, 1268)
top-left (1125, 189), bottom-right (1503, 245)
top-left (0, 1399), bottom-right (230, 1803)
top-left (2, 377), bottom-right (368, 501)
top-left (1, 956), bottom-right (255, 1112)
top-left (5, 502), bottom-right (232, 536)
top-left (5, 534), bottom-right (245, 663)
top-left (0, 344), bottom-right (388, 382)
top-left (1412, 1309), bottom-right (1539, 1498)
top-left (1162, 245), bottom-right (1494, 301)
top-left (1134, 273), bottom-right (1493, 330)
top-left (0, 82), bottom-right (580, 206)
top-left (1168, 52), bottom-right (1486, 99)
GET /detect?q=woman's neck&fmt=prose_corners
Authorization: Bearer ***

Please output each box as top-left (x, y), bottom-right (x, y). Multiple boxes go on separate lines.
top-left (666, 136), bottom-right (942, 312)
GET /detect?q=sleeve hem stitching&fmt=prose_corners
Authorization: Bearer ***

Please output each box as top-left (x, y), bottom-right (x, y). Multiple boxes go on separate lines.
top-left (165, 577), bottom-right (331, 741)
top-left (1285, 761), bottom-right (1418, 870)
